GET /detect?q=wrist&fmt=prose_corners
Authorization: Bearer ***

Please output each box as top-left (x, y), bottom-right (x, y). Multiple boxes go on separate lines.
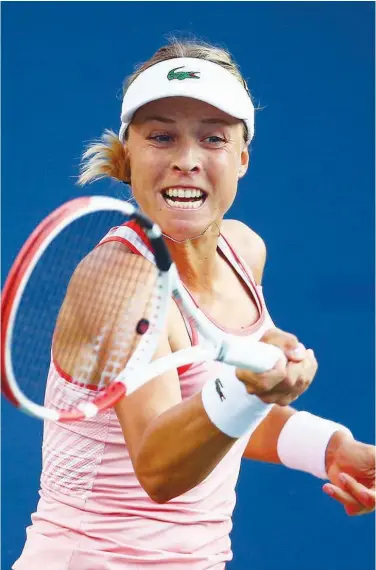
top-left (201, 366), bottom-right (274, 439)
top-left (325, 429), bottom-right (354, 474)
top-left (277, 411), bottom-right (353, 479)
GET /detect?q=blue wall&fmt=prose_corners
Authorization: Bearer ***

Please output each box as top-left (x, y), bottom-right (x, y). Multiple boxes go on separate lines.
top-left (2, 3), bottom-right (374, 569)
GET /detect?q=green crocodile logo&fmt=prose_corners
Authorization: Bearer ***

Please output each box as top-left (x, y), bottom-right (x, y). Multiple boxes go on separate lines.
top-left (167, 66), bottom-right (200, 81)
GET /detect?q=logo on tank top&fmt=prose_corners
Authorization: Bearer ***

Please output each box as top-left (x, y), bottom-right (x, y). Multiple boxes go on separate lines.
top-left (167, 67), bottom-right (200, 81)
top-left (215, 378), bottom-right (226, 401)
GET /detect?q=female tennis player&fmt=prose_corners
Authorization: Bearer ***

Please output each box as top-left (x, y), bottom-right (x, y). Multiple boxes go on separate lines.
top-left (13, 38), bottom-right (375, 570)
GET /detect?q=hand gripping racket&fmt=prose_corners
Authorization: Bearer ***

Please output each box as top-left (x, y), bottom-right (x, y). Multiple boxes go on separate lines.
top-left (1, 196), bottom-right (284, 422)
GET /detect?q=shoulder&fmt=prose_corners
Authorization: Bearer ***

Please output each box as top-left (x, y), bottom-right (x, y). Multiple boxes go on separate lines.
top-left (220, 219), bottom-right (267, 285)
top-left (68, 241), bottom-right (153, 313)
top-left (72, 241), bottom-right (133, 284)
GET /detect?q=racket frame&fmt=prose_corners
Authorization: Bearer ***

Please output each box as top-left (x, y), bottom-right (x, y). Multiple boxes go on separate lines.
top-left (2, 195), bottom-right (284, 422)
top-left (2, 196), bottom-right (172, 421)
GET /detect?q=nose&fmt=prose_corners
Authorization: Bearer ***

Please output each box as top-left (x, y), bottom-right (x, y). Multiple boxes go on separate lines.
top-left (170, 141), bottom-right (201, 174)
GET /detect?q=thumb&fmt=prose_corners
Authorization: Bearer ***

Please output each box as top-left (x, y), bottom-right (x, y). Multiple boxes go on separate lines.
top-left (285, 342), bottom-right (306, 362)
top-left (261, 328), bottom-right (306, 362)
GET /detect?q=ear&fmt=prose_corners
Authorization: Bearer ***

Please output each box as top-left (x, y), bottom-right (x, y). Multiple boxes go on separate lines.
top-left (238, 146), bottom-right (249, 179)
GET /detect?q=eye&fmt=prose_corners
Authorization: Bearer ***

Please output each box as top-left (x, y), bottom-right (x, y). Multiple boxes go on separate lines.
top-left (204, 135), bottom-right (226, 144)
top-left (148, 134), bottom-right (174, 143)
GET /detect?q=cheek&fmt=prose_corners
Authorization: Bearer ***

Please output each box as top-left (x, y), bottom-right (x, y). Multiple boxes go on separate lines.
top-left (129, 149), bottom-right (166, 197)
top-left (209, 149), bottom-right (240, 176)
top-left (208, 153), bottom-right (240, 189)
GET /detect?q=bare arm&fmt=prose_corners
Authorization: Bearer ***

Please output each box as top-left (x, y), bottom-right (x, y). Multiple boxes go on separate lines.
top-left (243, 404), bottom-right (352, 478)
top-left (243, 405), bottom-right (295, 463)
top-left (115, 353), bottom-right (236, 503)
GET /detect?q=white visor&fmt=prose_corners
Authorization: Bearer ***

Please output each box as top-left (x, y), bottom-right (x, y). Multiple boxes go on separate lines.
top-left (119, 57), bottom-right (255, 144)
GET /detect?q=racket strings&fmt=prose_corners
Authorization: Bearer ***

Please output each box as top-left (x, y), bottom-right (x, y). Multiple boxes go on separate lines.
top-left (76, 252), bottom-right (153, 390)
top-left (10, 211), bottom-right (160, 413)
top-left (51, 247), bottom-right (158, 411)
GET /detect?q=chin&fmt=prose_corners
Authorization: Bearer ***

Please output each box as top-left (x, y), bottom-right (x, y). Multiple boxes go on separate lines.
top-left (161, 219), bottom-right (214, 242)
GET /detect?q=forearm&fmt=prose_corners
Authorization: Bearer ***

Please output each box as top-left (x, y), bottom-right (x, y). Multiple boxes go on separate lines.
top-left (243, 405), bottom-right (353, 479)
top-left (243, 404), bottom-right (296, 463)
top-left (135, 392), bottom-right (236, 503)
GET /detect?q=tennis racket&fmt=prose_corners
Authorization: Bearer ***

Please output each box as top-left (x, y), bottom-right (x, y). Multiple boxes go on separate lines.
top-left (1, 196), bottom-right (284, 422)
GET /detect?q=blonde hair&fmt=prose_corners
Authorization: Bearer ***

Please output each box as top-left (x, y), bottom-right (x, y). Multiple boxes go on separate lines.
top-left (78, 37), bottom-right (252, 187)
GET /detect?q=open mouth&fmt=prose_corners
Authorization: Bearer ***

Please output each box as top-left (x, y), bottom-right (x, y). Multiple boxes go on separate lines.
top-left (161, 188), bottom-right (207, 210)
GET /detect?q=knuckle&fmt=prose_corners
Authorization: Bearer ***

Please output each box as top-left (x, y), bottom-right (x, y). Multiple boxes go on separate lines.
top-left (281, 376), bottom-right (295, 391)
top-left (260, 328), bottom-right (276, 342)
top-left (287, 333), bottom-right (298, 344)
top-left (235, 368), bottom-right (247, 381)
top-left (276, 396), bottom-right (293, 407)
top-left (259, 393), bottom-right (277, 404)
top-left (308, 373), bottom-right (315, 385)
top-left (308, 350), bottom-right (318, 368)
top-left (258, 378), bottom-right (271, 393)
top-left (297, 377), bottom-right (310, 393)
top-left (261, 328), bottom-right (298, 348)
top-left (305, 371), bottom-right (315, 384)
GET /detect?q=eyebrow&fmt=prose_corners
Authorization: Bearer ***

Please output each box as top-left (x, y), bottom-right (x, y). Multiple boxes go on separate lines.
top-left (143, 115), bottom-right (232, 126)
top-left (143, 116), bottom-right (175, 124)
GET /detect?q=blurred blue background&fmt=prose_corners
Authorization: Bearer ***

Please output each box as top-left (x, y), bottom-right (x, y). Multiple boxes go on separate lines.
top-left (2, 2), bottom-right (374, 569)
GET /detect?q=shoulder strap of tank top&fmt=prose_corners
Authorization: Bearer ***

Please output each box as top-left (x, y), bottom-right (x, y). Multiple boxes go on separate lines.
top-left (97, 221), bottom-right (155, 264)
top-left (218, 232), bottom-right (263, 315)
top-left (218, 232), bottom-right (258, 286)
top-left (98, 221), bottom-right (197, 358)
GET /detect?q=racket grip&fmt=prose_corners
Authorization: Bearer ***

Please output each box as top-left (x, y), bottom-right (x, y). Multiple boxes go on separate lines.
top-left (221, 340), bottom-right (286, 373)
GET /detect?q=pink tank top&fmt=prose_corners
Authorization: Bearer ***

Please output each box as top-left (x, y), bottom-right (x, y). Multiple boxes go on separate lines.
top-left (13, 224), bottom-right (274, 570)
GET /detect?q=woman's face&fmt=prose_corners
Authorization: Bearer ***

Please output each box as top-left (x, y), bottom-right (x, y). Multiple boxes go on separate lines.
top-left (126, 97), bottom-right (249, 240)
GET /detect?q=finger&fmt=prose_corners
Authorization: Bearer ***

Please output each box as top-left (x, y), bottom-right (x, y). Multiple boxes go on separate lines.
top-left (256, 374), bottom-right (306, 405)
top-left (305, 349), bottom-right (318, 371)
top-left (344, 504), bottom-right (368, 516)
top-left (261, 328), bottom-right (298, 348)
top-left (237, 349), bottom-right (317, 402)
top-left (338, 473), bottom-right (376, 511)
top-left (324, 484), bottom-right (370, 516)
top-left (236, 366), bottom-right (286, 394)
top-left (286, 352), bottom-right (317, 393)
top-left (323, 483), bottom-right (365, 512)
top-left (257, 380), bottom-right (308, 406)
top-left (277, 353), bottom-right (317, 393)
top-left (260, 359), bottom-right (313, 402)
top-left (286, 342), bottom-right (306, 362)
top-left (261, 329), bottom-right (303, 360)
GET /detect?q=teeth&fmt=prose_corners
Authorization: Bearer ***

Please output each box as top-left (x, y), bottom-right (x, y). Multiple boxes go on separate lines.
top-left (163, 197), bottom-right (204, 209)
top-left (165, 188), bottom-right (203, 199)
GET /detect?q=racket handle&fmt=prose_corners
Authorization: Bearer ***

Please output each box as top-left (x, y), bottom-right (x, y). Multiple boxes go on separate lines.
top-left (221, 340), bottom-right (286, 373)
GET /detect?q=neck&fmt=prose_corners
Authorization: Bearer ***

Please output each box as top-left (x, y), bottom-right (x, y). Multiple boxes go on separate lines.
top-left (163, 222), bottom-right (221, 292)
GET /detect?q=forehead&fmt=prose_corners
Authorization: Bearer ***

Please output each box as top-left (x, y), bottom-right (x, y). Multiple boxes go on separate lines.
top-left (132, 96), bottom-right (241, 127)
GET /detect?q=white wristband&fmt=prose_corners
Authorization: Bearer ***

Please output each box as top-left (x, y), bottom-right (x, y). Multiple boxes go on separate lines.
top-left (277, 411), bottom-right (353, 480)
top-left (201, 366), bottom-right (273, 438)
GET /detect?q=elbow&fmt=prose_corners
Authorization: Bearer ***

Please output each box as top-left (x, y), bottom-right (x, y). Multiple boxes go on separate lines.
top-left (135, 458), bottom-right (175, 503)
top-left (138, 474), bottom-right (175, 504)
top-left (135, 450), bottom-right (178, 504)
